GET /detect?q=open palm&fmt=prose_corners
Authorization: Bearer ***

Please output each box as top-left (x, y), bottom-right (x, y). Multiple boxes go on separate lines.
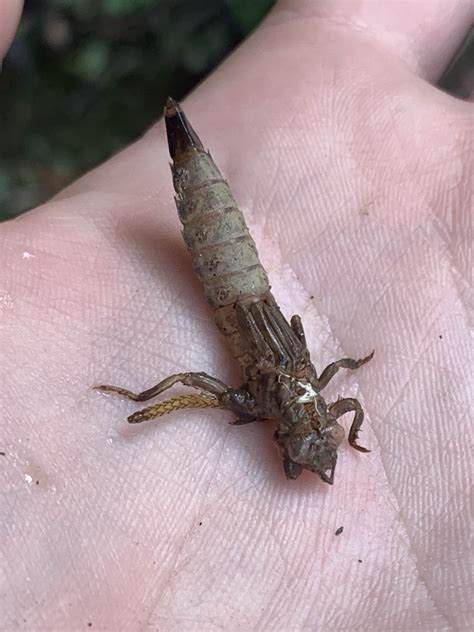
top-left (2, 1), bottom-right (472, 630)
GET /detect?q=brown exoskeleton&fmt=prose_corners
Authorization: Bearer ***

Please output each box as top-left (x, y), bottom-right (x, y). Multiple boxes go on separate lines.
top-left (95, 98), bottom-right (373, 484)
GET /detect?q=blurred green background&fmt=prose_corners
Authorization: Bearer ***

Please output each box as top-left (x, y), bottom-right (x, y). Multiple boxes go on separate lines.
top-left (0, 0), bottom-right (275, 220)
top-left (1, 1), bottom-right (472, 221)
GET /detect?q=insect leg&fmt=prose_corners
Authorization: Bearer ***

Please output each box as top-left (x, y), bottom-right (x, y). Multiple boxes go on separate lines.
top-left (328, 398), bottom-right (370, 453)
top-left (94, 371), bottom-right (230, 401)
top-left (316, 351), bottom-right (374, 390)
top-left (95, 372), bottom-right (259, 424)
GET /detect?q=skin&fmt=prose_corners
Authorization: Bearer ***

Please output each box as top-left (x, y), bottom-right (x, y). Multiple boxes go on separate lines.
top-left (1, 1), bottom-right (473, 630)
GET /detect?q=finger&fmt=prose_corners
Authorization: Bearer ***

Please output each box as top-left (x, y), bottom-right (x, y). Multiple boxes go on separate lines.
top-left (274, 0), bottom-right (474, 81)
top-left (0, 0), bottom-right (23, 59)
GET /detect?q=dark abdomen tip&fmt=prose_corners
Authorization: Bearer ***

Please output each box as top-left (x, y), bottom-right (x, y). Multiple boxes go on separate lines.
top-left (164, 97), bottom-right (204, 162)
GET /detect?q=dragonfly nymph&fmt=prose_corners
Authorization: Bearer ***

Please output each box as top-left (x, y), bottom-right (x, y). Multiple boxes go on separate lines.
top-left (95, 98), bottom-right (373, 484)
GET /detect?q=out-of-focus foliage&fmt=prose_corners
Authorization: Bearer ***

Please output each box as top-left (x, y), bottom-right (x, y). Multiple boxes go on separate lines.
top-left (0, 0), bottom-right (275, 219)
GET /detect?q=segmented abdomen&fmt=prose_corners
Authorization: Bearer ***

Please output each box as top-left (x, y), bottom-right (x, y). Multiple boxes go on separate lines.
top-left (172, 151), bottom-right (270, 362)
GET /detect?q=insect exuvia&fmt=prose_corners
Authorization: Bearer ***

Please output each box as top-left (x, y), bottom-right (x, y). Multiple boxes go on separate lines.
top-left (95, 98), bottom-right (374, 484)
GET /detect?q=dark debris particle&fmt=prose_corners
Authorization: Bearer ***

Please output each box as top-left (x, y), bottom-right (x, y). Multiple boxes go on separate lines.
top-left (358, 559), bottom-right (363, 563)
top-left (0, 451), bottom-right (5, 456)
top-left (199, 521), bottom-right (203, 526)
top-left (335, 526), bottom-right (344, 536)
top-left (439, 335), bottom-right (443, 339)
top-left (309, 295), bottom-right (314, 300)
top-left (87, 624), bottom-right (92, 628)
top-left (36, 480), bottom-right (40, 485)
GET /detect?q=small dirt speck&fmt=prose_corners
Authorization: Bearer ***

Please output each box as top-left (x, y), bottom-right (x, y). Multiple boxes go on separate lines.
top-left (439, 335), bottom-right (443, 339)
top-left (0, 451), bottom-right (5, 456)
top-left (335, 526), bottom-right (343, 536)
top-left (199, 521), bottom-right (203, 526)
top-left (309, 295), bottom-right (314, 300)
top-left (36, 480), bottom-right (40, 485)
top-left (358, 559), bottom-right (363, 563)
top-left (87, 623), bottom-right (92, 628)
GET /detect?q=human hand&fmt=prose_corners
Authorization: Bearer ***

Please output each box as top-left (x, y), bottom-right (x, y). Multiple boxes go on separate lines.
top-left (2, 1), bottom-right (472, 629)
